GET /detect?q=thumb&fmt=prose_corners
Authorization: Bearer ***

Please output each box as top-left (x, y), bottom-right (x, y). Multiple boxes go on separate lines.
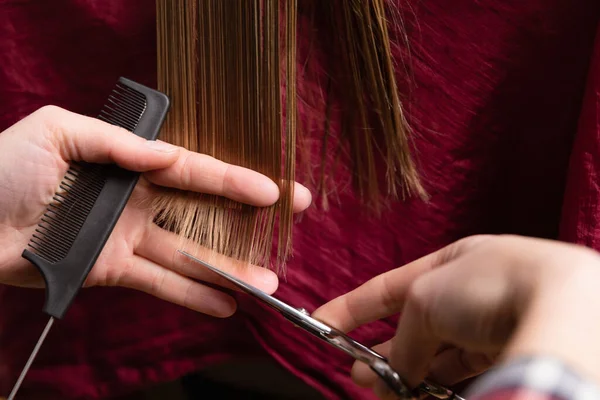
top-left (37, 105), bottom-right (179, 171)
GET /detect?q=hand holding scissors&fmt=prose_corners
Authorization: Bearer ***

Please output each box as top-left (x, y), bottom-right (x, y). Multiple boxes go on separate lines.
top-left (179, 251), bottom-right (464, 399)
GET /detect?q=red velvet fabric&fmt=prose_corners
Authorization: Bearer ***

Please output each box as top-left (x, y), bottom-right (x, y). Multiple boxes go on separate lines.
top-left (0, 1), bottom-right (599, 399)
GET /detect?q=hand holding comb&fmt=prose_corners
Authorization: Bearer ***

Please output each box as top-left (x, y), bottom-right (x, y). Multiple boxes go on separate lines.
top-left (8, 78), bottom-right (170, 400)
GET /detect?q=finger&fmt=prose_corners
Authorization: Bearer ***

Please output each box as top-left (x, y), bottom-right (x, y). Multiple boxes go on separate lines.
top-left (351, 341), bottom-right (392, 387)
top-left (112, 254), bottom-right (237, 317)
top-left (36, 106), bottom-right (180, 170)
top-left (144, 149), bottom-right (312, 210)
top-left (35, 106), bottom-right (313, 210)
top-left (312, 253), bottom-right (438, 333)
top-left (388, 276), bottom-right (442, 388)
top-left (390, 254), bottom-right (518, 389)
top-left (136, 223), bottom-right (279, 294)
top-left (312, 236), bottom-right (491, 333)
top-left (351, 342), bottom-right (490, 389)
top-left (292, 182), bottom-right (312, 213)
top-left (428, 348), bottom-right (495, 386)
top-left (144, 150), bottom-right (278, 206)
top-left (353, 338), bottom-right (449, 385)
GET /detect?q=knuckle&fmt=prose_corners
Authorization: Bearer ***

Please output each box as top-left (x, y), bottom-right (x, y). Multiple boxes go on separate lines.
top-left (406, 276), bottom-right (436, 332)
top-left (380, 276), bottom-right (398, 315)
top-left (341, 295), bottom-right (362, 330)
top-left (463, 234), bottom-right (494, 248)
top-left (406, 277), bottom-right (430, 311)
top-left (436, 234), bottom-right (492, 265)
top-left (35, 105), bottom-right (65, 132)
top-left (150, 268), bottom-right (167, 295)
top-left (459, 351), bottom-right (492, 375)
top-left (112, 125), bottom-right (132, 136)
top-left (221, 164), bottom-right (233, 194)
top-left (106, 256), bottom-right (135, 288)
top-left (178, 151), bottom-right (194, 189)
top-left (182, 282), bottom-right (195, 309)
top-left (36, 105), bottom-right (64, 118)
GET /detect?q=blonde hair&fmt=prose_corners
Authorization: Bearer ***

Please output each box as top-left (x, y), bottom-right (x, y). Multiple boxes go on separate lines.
top-left (154, 0), bottom-right (425, 269)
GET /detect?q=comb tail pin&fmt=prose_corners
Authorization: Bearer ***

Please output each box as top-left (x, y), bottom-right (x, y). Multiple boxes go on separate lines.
top-left (7, 317), bottom-right (54, 400)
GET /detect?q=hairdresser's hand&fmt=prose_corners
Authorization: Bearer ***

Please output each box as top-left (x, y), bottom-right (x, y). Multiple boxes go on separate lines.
top-left (0, 106), bottom-right (311, 317)
top-left (313, 235), bottom-right (600, 399)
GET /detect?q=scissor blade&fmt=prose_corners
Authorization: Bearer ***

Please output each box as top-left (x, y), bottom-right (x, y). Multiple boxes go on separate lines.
top-left (178, 251), bottom-right (259, 294)
top-left (177, 251), bottom-right (463, 399)
top-left (179, 251), bottom-right (334, 337)
top-left (178, 251), bottom-right (294, 314)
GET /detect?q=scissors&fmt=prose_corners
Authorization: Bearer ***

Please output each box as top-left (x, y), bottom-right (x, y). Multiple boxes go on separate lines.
top-left (179, 251), bottom-right (466, 400)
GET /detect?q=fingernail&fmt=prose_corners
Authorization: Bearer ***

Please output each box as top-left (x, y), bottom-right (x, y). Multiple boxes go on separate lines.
top-left (220, 297), bottom-right (238, 317)
top-left (296, 182), bottom-right (311, 197)
top-left (261, 271), bottom-right (279, 293)
top-left (294, 182), bottom-right (313, 209)
top-left (145, 140), bottom-right (178, 153)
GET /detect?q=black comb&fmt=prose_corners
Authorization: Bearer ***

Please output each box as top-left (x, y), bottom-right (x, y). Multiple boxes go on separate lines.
top-left (23, 77), bottom-right (170, 319)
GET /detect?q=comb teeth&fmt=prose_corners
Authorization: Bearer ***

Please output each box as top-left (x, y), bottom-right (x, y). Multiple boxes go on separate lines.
top-left (28, 164), bottom-right (107, 263)
top-left (29, 82), bottom-right (148, 263)
top-left (97, 83), bottom-right (147, 132)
